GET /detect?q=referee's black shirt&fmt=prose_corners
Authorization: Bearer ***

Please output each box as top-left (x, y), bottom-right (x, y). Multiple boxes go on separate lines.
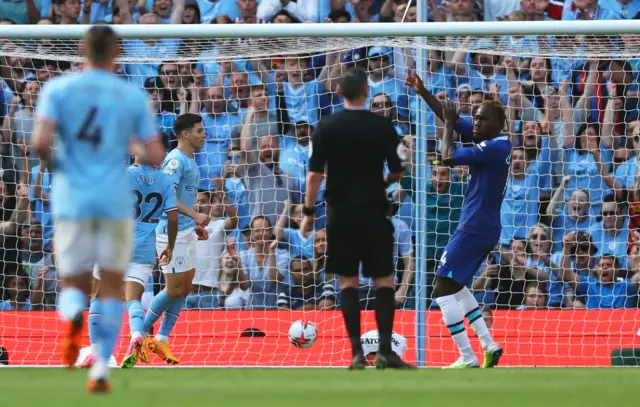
top-left (308, 108), bottom-right (404, 218)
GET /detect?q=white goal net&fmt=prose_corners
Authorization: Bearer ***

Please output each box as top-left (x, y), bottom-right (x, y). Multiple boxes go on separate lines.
top-left (1, 21), bottom-right (640, 367)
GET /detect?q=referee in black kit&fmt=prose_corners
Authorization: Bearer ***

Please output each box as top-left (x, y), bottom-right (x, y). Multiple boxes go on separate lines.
top-left (300, 68), bottom-right (415, 370)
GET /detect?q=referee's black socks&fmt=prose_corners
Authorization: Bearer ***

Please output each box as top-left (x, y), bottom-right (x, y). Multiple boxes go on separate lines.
top-left (375, 286), bottom-right (395, 355)
top-left (340, 287), bottom-right (363, 355)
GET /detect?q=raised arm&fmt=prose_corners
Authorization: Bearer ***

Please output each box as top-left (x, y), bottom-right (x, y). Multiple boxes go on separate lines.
top-left (240, 107), bottom-right (258, 166)
top-left (559, 79), bottom-right (575, 148)
top-left (273, 200), bottom-right (291, 242)
top-left (170, 0), bottom-right (185, 24)
top-left (546, 176), bottom-right (571, 217)
top-left (600, 81), bottom-right (622, 150)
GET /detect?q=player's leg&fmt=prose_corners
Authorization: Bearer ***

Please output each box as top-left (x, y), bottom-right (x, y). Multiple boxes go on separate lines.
top-left (455, 285), bottom-right (502, 368)
top-left (144, 231), bottom-right (195, 364)
top-left (326, 218), bottom-right (364, 369)
top-left (365, 219), bottom-right (415, 370)
top-left (120, 264), bottom-right (153, 368)
top-left (434, 231), bottom-right (496, 368)
top-left (54, 220), bottom-right (95, 368)
top-left (88, 219), bottom-right (132, 391)
top-left (77, 271), bottom-right (101, 369)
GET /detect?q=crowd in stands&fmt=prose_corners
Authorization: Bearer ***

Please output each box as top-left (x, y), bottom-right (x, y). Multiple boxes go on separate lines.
top-left (1, 0), bottom-right (640, 312)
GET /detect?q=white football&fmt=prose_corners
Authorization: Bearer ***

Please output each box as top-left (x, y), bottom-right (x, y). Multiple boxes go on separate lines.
top-left (288, 320), bottom-right (318, 349)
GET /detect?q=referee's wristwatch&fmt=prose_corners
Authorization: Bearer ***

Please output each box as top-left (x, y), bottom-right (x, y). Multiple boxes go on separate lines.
top-left (302, 206), bottom-right (315, 216)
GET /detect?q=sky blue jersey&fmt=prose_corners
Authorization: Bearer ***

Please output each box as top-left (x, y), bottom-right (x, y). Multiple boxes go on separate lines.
top-left (452, 118), bottom-right (513, 236)
top-left (157, 148), bottom-right (199, 233)
top-left (36, 69), bottom-right (157, 219)
top-left (129, 165), bottom-right (177, 265)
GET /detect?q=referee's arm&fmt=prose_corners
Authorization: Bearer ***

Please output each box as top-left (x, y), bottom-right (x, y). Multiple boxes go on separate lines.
top-left (383, 122), bottom-right (405, 188)
top-left (300, 125), bottom-right (327, 237)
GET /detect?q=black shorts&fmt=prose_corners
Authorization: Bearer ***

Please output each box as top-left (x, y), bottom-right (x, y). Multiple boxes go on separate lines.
top-left (326, 212), bottom-right (394, 278)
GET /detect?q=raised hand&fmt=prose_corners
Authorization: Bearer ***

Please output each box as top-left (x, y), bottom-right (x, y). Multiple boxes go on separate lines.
top-left (404, 68), bottom-right (425, 93)
top-left (441, 98), bottom-right (459, 123)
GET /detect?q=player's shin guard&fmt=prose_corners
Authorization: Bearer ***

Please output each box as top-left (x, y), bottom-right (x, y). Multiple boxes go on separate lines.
top-left (88, 298), bottom-right (100, 353)
top-left (58, 287), bottom-right (87, 321)
top-left (455, 287), bottom-right (493, 351)
top-left (374, 287), bottom-right (395, 355)
top-left (143, 291), bottom-right (172, 335)
top-left (157, 297), bottom-right (184, 341)
top-left (98, 299), bottom-right (123, 373)
top-left (339, 288), bottom-right (363, 355)
top-left (127, 300), bottom-right (145, 339)
top-left (435, 294), bottom-right (476, 362)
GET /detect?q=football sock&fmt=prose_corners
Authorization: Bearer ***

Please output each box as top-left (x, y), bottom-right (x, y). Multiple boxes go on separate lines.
top-left (57, 287), bottom-right (87, 321)
top-left (127, 300), bottom-right (144, 339)
top-left (435, 294), bottom-right (476, 362)
top-left (98, 298), bottom-right (123, 373)
top-left (157, 297), bottom-right (184, 341)
top-left (374, 286), bottom-right (395, 355)
top-left (455, 287), bottom-right (494, 351)
top-left (143, 290), bottom-right (172, 335)
top-left (339, 288), bottom-right (362, 355)
top-left (88, 298), bottom-right (100, 353)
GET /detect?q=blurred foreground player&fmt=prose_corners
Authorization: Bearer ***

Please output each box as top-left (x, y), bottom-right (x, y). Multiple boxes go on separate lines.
top-left (32, 26), bottom-right (165, 392)
top-left (435, 99), bottom-right (511, 369)
top-left (300, 68), bottom-right (414, 370)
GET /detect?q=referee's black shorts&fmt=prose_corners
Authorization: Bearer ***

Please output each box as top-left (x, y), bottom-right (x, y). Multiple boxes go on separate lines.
top-left (325, 210), bottom-right (395, 278)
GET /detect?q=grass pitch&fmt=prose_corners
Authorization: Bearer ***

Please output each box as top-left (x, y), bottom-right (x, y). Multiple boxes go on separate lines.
top-left (0, 368), bottom-right (635, 407)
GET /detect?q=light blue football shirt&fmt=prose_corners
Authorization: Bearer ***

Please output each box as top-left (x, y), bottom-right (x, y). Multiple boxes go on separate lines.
top-left (36, 69), bottom-right (157, 220)
top-left (129, 165), bottom-right (177, 265)
top-left (157, 148), bottom-right (200, 233)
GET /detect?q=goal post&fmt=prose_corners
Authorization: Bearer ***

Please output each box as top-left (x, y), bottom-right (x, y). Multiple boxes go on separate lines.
top-left (1, 20), bottom-right (640, 367)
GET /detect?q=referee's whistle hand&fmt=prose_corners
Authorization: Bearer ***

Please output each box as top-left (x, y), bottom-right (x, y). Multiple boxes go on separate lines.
top-left (300, 215), bottom-right (313, 238)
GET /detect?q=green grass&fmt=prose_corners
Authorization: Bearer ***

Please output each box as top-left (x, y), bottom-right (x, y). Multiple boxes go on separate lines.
top-left (0, 368), bottom-right (636, 407)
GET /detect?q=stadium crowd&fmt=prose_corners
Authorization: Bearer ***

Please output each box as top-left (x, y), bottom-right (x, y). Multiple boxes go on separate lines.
top-left (1, 0), bottom-right (640, 312)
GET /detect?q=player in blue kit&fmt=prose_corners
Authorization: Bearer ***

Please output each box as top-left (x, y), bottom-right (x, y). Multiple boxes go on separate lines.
top-left (435, 98), bottom-right (512, 369)
top-left (80, 159), bottom-right (180, 369)
top-left (142, 113), bottom-right (210, 364)
top-left (31, 26), bottom-right (165, 392)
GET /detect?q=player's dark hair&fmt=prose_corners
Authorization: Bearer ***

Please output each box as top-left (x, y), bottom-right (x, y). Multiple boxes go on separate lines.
top-left (339, 68), bottom-right (368, 102)
top-left (83, 25), bottom-right (119, 66)
top-left (481, 100), bottom-right (507, 133)
top-left (173, 113), bottom-right (203, 138)
top-left (328, 9), bottom-right (351, 22)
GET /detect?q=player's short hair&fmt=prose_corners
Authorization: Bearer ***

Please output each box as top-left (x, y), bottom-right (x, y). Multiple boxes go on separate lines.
top-left (83, 25), bottom-right (119, 66)
top-left (338, 68), bottom-right (368, 102)
top-left (481, 100), bottom-right (507, 132)
top-left (173, 113), bottom-right (203, 138)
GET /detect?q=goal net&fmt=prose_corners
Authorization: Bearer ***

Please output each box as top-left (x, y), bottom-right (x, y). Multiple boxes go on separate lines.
top-left (1, 21), bottom-right (640, 367)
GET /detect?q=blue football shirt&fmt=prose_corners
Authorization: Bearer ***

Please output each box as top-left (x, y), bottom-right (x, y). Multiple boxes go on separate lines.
top-left (157, 148), bottom-right (200, 233)
top-left (129, 165), bottom-right (177, 265)
top-left (452, 118), bottom-right (512, 235)
top-left (36, 69), bottom-right (157, 220)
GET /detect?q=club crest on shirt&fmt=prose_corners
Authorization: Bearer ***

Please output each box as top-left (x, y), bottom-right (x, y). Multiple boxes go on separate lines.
top-left (168, 159), bottom-right (179, 169)
top-left (175, 256), bottom-right (185, 266)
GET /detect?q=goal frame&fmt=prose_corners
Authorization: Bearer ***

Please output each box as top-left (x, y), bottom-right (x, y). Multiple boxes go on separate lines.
top-left (1, 19), bottom-right (639, 367)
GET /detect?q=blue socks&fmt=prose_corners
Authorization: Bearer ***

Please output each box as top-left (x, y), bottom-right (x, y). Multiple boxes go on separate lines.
top-left (127, 300), bottom-right (144, 338)
top-left (98, 298), bottom-right (123, 364)
top-left (88, 298), bottom-right (100, 352)
top-left (143, 290), bottom-right (172, 335)
top-left (157, 297), bottom-right (184, 341)
top-left (57, 287), bottom-right (87, 321)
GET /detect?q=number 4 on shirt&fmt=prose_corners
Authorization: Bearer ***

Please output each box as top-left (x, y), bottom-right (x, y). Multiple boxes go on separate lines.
top-left (76, 106), bottom-right (102, 149)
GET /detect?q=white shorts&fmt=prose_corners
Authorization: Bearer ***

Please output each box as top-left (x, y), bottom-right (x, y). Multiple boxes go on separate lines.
top-left (55, 219), bottom-right (132, 277)
top-left (156, 229), bottom-right (197, 274)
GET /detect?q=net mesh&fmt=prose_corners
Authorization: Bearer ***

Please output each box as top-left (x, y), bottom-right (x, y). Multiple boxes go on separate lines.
top-left (1, 30), bottom-right (640, 367)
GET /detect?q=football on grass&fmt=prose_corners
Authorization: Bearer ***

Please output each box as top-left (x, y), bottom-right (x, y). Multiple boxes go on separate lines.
top-left (288, 320), bottom-right (318, 349)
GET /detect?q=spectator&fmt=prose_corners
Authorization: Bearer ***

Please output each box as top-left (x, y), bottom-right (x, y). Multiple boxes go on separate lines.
top-left (188, 187), bottom-right (238, 309)
top-left (239, 216), bottom-right (289, 309)
top-left (516, 281), bottom-right (548, 309)
top-left (370, 92), bottom-right (410, 136)
top-left (0, 271), bottom-right (32, 310)
top-left (257, 0), bottom-right (319, 22)
top-left (277, 256), bottom-right (336, 310)
top-left (558, 251), bottom-right (639, 308)
top-left (230, 84), bottom-right (279, 151)
top-left (547, 177), bottom-right (594, 252)
top-left (0, 1), bottom-right (40, 25)
top-left (273, 201), bottom-right (314, 259)
top-left (367, 47), bottom-right (410, 119)
top-left (241, 121), bottom-right (295, 225)
top-left (556, 231), bottom-right (599, 308)
top-left (53, 0), bottom-right (82, 24)
top-left (524, 224), bottom-right (565, 308)
top-left (218, 248), bottom-right (251, 309)
top-left (600, 0), bottom-right (640, 20)
top-left (144, 76), bottom-right (180, 148)
top-left (221, 149), bottom-right (251, 230)
top-left (588, 194), bottom-right (630, 268)
top-left (190, 84), bottom-right (241, 188)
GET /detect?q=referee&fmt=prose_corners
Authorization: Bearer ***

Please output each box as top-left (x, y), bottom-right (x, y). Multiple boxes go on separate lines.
top-left (300, 68), bottom-right (415, 370)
